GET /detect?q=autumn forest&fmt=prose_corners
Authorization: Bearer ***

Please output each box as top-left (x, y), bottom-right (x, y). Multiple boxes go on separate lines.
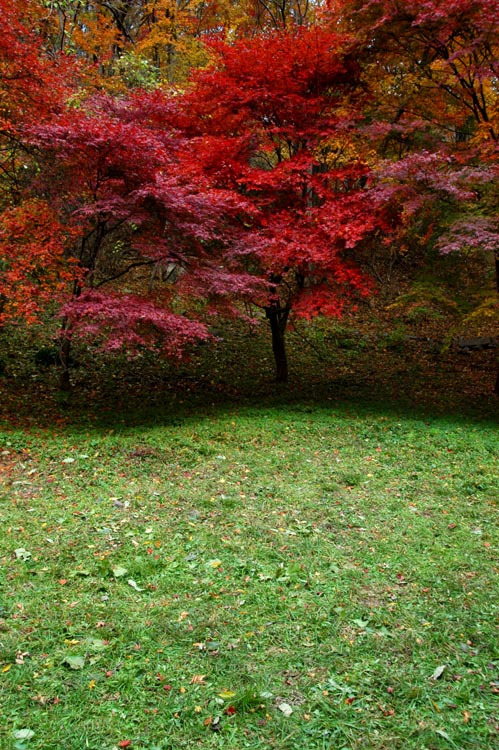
top-left (0, 3), bottom-right (498, 749)
top-left (0, 0), bottom-right (497, 390)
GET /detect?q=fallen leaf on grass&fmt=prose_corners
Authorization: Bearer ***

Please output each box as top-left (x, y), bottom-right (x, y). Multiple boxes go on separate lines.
top-left (191, 674), bottom-right (207, 684)
top-left (70, 569), bottom-right (90, 577)
top-left (430, 665), bottom-right (447, 681)
top-left (218, 690), bottom-right (236, 699)
top-left (278, 702), bottom-right (293, 717)
top-left (127, 579), bottom-right (143, 592)
top-left (353, 618), bottom-right (369, 628)
top-left (14, 548), bottom-right (31, 561)
top-left (63, 655), bottom-right (85, 670)
top-left (209, 716), bottom-right (221, 731)
top-left (111, 565), bottom-right (128, 578)
top-left (13, 729), bottom-right (35, 740)
top-left (86, 638), bottom-right (108, 652)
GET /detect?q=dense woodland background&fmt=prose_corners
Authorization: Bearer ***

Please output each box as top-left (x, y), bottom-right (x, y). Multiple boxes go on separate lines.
top-left (0, 0), bottom-right (498, 401)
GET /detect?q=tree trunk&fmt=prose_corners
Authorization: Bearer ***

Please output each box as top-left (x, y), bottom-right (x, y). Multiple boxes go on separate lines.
top-left (58, 318), bottom-right (72, 391)
top-left (494, 249), bottom-right (499, 295)
top-left (495, 251), bottom-right (499, 394)
top-left (266, 304), bottom-right (290, 382)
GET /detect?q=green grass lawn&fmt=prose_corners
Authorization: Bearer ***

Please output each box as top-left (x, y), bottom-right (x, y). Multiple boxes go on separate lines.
top-left (1, 392), bottom-right (497, 749)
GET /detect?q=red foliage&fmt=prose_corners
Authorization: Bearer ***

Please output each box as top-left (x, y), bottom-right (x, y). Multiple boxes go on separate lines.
top-left (0, 1), bottom-right (79, 322)
top-left (6, 5), bottom-right (495, 373)
top-left (345, 0), bottom-right (498, 271)
top-left (26, 94), bottom-right (261, 355)
top-left (181, 26), bottom-right (382, 318)
top-left (10, 25), bottom-right (387, 369)
top-left (0, 200), bottom-right (81, 324)
top-left (0, 0), bottom-right (75, 134)
top-left (61, 291), bottom-right (210, 357)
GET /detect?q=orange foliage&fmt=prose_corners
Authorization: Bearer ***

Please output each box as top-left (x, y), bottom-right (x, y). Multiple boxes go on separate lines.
top-left (0, 201), bottom-right (81, 325)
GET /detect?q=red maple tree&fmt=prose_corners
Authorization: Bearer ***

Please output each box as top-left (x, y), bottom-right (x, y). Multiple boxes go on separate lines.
top-left (179, 25), bottom-right (391, 380)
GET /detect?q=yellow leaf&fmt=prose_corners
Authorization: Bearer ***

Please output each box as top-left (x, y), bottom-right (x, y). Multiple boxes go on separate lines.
top-left (218, 690), bottom-right (236, 700)
top-left (2, 664), bottom-right (12, 673)
top-left (209, 559), bottom-right (222, 568)
top-left (89, 680), bottom-right (96, 690)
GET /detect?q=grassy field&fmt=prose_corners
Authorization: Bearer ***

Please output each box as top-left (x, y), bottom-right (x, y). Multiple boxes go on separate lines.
top-left (0, 321), bottom-right (498, 749)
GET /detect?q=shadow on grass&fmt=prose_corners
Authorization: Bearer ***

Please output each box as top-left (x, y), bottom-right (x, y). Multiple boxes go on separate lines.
top-left (0, 318), bottom-right (498, 432)
top-left (1, 361), bottom-right (497, 436)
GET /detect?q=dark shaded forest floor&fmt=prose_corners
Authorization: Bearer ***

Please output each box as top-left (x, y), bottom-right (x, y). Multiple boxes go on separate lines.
top-left (0, 310), bottom-right (497, 428)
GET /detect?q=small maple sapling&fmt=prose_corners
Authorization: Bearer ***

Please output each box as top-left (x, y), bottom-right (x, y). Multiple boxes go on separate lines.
top-left (27, 93), bottom-right (260, 387)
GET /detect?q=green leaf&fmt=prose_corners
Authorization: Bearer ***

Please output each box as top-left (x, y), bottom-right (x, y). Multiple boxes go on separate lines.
top-left (111, 565), bottom-right (128, 578)
top-left (13, 730), bottom-right (35, 741)
top-left (86, 638), bottom-right (107, 652)
top-left (14, 548), bottom-right (31, 561)
top-left (353, 618), bottom-right (369, 628)
top-left (63, 655), bottom-right (85, 670)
